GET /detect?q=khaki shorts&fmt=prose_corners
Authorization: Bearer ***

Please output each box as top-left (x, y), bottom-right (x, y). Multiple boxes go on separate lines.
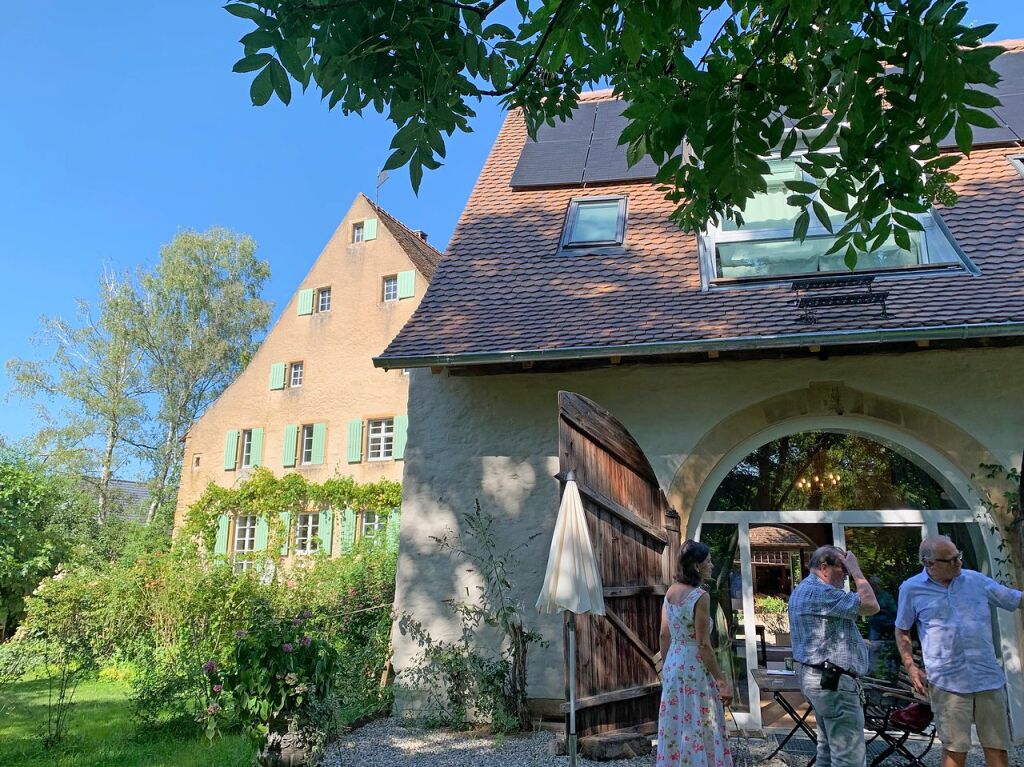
top-left (929, 685), bottom-right (1012, 752)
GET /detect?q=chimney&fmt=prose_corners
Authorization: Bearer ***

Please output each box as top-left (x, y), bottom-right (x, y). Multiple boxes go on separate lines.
top-left (411, 230), bottom-right (428, 242)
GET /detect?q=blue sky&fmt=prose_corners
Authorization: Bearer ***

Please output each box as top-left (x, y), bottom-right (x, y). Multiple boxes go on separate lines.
top-left (1, 2), bottom-right (1020, 446)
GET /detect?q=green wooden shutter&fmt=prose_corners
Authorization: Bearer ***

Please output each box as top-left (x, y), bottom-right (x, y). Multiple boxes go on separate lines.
top-left (311, 423), bottom-right (326, 465)
top-left (385, 508), bottom-right (401, 551)
top-left (223, 430), bottom-right (239, 470)
top-left (282, 425), bottom-right (298, 468)
top-left (364, 218), bottom-right (378, 241)
top-left (397, 270), bottom-right (416, 299)
top-left (254, 517), bottom-right (269, 551)
top-left (393, 415), bottom-right (408, 460)
top-left (214, 514), bottom-right (231, 555)
top-left (346, 419), bottom-right (363, 463)
top-left (250, 427), bottom-right (264, 467)
top-left (320, 509), bottom-right (334, 555)
top-left (297, 288), bottom-right (314, 316)
top-left (279, 512), bottom-right (291, 555)
top-left (269, 362), bottom-right (286, 390)
top-left (340, 509), bottom-right (357, 554)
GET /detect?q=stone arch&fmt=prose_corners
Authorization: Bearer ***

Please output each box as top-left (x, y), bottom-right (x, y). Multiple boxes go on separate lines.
top-left (667, 381), bottom-right (1019, 575)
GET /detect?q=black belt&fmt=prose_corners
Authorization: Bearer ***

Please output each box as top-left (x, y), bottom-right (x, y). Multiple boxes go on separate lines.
top-left (800, 662), bottom-right (859, 679)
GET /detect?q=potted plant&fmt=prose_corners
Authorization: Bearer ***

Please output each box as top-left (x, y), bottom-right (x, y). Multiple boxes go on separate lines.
top-left (753, 595), bottom-right (791, 644)
top-left (201, 610), bottom-right (340, 766)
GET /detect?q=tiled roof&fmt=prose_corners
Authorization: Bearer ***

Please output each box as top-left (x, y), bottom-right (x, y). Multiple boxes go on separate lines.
top-left (366, 196), bottom-right (444, 280)
top-left (377, 80), bottom-right (1024, 367)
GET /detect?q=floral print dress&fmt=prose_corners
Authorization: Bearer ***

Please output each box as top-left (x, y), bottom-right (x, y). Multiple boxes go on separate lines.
top-left (657, 587), bottom-right (733, 767)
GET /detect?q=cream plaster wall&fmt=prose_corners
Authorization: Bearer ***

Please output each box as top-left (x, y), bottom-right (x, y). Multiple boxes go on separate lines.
top-left (174, 194), bottom-right (428, 545)
top-left (392, 346), bottom-right (1024, 712)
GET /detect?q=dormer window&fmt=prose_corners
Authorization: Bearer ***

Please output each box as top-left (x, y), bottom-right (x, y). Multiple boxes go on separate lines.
top-left (702, 159), bottom-right (971, 283)
top-left (562, 197), bottom-right (627, 249)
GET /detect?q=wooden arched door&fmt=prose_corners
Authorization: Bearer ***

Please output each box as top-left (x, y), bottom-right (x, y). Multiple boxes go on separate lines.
top-left (557, 391), bottom-right (680, 736)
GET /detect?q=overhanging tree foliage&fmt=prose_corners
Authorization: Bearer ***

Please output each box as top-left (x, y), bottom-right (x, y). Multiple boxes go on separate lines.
top-left (227, 0), bottom-right (1002, 265)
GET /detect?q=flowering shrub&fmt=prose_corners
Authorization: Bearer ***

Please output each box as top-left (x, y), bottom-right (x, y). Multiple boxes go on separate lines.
top-left (201, 610), bottom-right (340, 740)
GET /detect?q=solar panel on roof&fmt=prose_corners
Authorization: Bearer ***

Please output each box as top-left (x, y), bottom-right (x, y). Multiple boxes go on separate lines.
top-left (582, 138), bottom-right (660, 183)
top-left (535, 103), bottom-right (598, 142)
top-left (992, 94), bottom-right (1024, 141)
top-left (510, 140), bottom-right (589, 187)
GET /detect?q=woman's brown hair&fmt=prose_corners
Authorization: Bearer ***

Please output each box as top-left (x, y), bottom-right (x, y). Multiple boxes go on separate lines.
top-left (675, 539), bottom-right (711, 586)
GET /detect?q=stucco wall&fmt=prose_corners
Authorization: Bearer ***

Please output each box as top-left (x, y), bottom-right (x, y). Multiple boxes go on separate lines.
top-left (392, 345), bottom-right (1024, 707)
top-left (174, 195), bottom-right (427, 545)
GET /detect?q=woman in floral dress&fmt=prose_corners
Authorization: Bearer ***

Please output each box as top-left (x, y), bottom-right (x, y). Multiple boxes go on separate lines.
top-left (657, 540), bottom-right (734, 767)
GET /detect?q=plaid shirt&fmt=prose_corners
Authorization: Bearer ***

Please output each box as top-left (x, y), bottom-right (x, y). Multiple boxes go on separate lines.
top-left (788, 573), bottom-right (868, 676)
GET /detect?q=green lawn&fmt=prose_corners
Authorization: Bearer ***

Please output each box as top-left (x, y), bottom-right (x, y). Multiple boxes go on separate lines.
top-left (0, 676), bottom-right (257, 767)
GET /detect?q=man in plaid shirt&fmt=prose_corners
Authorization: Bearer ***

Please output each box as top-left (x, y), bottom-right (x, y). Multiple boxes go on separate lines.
top-left (789, 546), bottom-right (880, 767)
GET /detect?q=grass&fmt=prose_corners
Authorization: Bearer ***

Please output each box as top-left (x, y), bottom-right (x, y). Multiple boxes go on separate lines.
top-left (0, 675), bottom-right (257, 767)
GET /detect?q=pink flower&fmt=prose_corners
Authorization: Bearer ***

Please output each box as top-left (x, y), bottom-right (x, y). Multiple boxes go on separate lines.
top-left (235, 629), bottom-right (247, 639)
top-left (207, 703), bottom-right (222, 715)
top-left (300, 636), bottom-right (312, 647)
top-left (303, 609), bottom-right (313, 618)
top-left (213, 684), bottom-right (223, 693)
top-left (202, 660), bottom-right (216, 674)
top-left (281, 643), bottom-right (293, 653)
top-left (293, 617), bottom-right (304, 626)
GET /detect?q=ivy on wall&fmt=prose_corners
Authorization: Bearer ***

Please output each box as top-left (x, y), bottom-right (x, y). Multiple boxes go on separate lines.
top-left (182, 468), bottom-right (402, 564)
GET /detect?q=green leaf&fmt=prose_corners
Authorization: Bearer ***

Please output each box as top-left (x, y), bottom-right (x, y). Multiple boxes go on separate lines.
top-left (780, 130), bottom-right (798, 159)
top-left (224, 3), bottom-right (273, 26)
top-left (812, 201), bottom-right (834, 233)
top-left (250, 65), bottom-right (274, 106)
top-left (233, 53), bottom-right (272, 73)
top-left (954, 118), bottom-right (973, 154)
top-left (892, 211), bottom-right (925, 231)
top-left (959, 107), bottom-right (999, 129)
top-left (269, 59), bottom-right (291, 105)
top-left (893, 226), bottom-right (912, 251)
top-left (793, 210), bottom-right (810, 241)
top-left (960, 89), bottom-right (1001, 109)
top-left (784, 180), bottom-right (819, 194)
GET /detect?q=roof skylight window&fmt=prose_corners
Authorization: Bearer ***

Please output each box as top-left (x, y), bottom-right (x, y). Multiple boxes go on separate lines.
top-left (562, 197), bottom-right (627, 249)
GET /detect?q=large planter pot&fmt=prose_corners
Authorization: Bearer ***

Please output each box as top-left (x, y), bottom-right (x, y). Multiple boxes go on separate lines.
top-left (257, 718), bottom-right (312, 767)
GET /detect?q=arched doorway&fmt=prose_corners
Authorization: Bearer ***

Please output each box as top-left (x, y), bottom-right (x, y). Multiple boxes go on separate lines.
top-left (693, 429), bottom-right (997, 730)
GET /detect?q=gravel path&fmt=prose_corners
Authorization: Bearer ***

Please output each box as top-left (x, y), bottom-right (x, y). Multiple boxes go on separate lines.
top-left (321, 719), bottom-right (1024, 767)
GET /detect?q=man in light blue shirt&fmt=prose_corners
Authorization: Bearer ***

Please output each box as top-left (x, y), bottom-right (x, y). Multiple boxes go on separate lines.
top-left (895, 535), bottom-right (1024, 767)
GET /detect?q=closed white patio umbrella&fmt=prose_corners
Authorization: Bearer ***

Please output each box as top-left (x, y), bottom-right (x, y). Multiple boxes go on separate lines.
top-left (536, 470), bottom-right (605, 766)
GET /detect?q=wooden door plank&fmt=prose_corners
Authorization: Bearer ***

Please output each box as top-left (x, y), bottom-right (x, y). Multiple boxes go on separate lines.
top-left (576, 480), bottom-right (669, 544)
top-left (560, 682), bottom-right (662, 713)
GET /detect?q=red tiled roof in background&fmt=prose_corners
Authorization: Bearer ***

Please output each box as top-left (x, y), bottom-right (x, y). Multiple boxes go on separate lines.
top-left (377, 72), bottom-right (1024, 366)
top-left (367, 195), bottom-right (444, 280)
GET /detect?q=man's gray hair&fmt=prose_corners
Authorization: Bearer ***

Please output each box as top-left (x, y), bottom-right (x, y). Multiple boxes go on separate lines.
top-left (809, 545), bottom-right (846, 570)
top-left (919, 535), bottom-right (954, 562)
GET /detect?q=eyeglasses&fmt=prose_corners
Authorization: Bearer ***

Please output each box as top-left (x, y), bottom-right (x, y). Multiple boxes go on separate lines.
top-left (925, 552), bottom-right (963, 565)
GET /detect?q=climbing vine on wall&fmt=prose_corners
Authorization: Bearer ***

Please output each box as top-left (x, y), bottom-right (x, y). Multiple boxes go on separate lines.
top-left (181, 468), bottom-right (402, 563)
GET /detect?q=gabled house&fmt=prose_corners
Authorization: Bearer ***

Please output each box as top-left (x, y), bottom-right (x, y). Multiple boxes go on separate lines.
top-left (376, 46), bottom-right (1024, 738)
top-left (174, 194), bottom-right (441, 565)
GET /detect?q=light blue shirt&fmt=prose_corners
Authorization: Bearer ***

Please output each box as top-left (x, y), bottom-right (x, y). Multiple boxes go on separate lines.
top-left (895, 568), bottom-right (1022, 694)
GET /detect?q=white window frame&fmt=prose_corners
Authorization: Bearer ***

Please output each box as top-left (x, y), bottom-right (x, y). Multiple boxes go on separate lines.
top-left (295, 512), bottom-right (320, 555)
top-left (361, 510), bottom-right (384, 539)
top-left (317, 287), bottom-right (331, 312)
top-left (366, 418), bottom-right (395, 461)
top-left (233, 514), bottom-right (257, 571)
top-left (240, 429), bottom-right (253, 468)
top-left (352, 222), bottom-right (365, 243)
top-left (382, 275), bottom-right (399, 302)
top-left (699, 155), bottom-right (975, 286)
top-left (289, 361), bottom-right (304, 388)
top-left (300, 424), bottom-right (315, 465)
top-left (561, 196), bottom-right (628, 249)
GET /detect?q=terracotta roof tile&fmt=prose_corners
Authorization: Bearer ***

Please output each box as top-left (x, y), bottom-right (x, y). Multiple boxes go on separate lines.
top-left (366, 195), bottom-right (444, 280)
top-left (378, 96), bottom-right (1024, 366)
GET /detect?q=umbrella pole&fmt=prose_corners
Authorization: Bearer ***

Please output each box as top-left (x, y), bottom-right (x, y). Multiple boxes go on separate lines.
top-left (568, 612), bottom-right (577, 767)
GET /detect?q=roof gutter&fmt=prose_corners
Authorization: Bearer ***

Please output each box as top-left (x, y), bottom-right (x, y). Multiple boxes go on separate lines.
top-left (373, 321), bottom-right (1024, 370)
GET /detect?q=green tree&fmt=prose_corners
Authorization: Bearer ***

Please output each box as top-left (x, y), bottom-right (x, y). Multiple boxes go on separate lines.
top-left (118, 229), bottom-right (272, 522)
top-left (227, 0), bottom-right (1001, 262)
top-left (6, 273), bottom-right (147, 520)
top-left (0, 452), bottom-right (93, 639)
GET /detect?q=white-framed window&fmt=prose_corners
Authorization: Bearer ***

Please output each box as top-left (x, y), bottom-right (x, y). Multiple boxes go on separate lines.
top-left (233, 514), bottom-right (257, 572)
top-left (317, 287), bottom-right (332, 312)
top-left (361, 510), bottom-right (384, 539)
top-left (561, 196), bottom-right (628, 249)
top-left (1010, 155), bottom-right (1024, 180)
top-left (382, 275), bottom-right (399, 302)
top-left (301, 424), bottom-right (315, 465)
top-left (352, 222), bottom-right (365, 243)
top-left (367, 418), bottom-right (395, 461)
top-left (289, 361), bottom-right (304, 388)
top-left (295, 512), bottom-right (320, 554)
top-left (240, 429), bottom-right (254, 468)
top-left (701, 158), bottom-right (971, 283)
